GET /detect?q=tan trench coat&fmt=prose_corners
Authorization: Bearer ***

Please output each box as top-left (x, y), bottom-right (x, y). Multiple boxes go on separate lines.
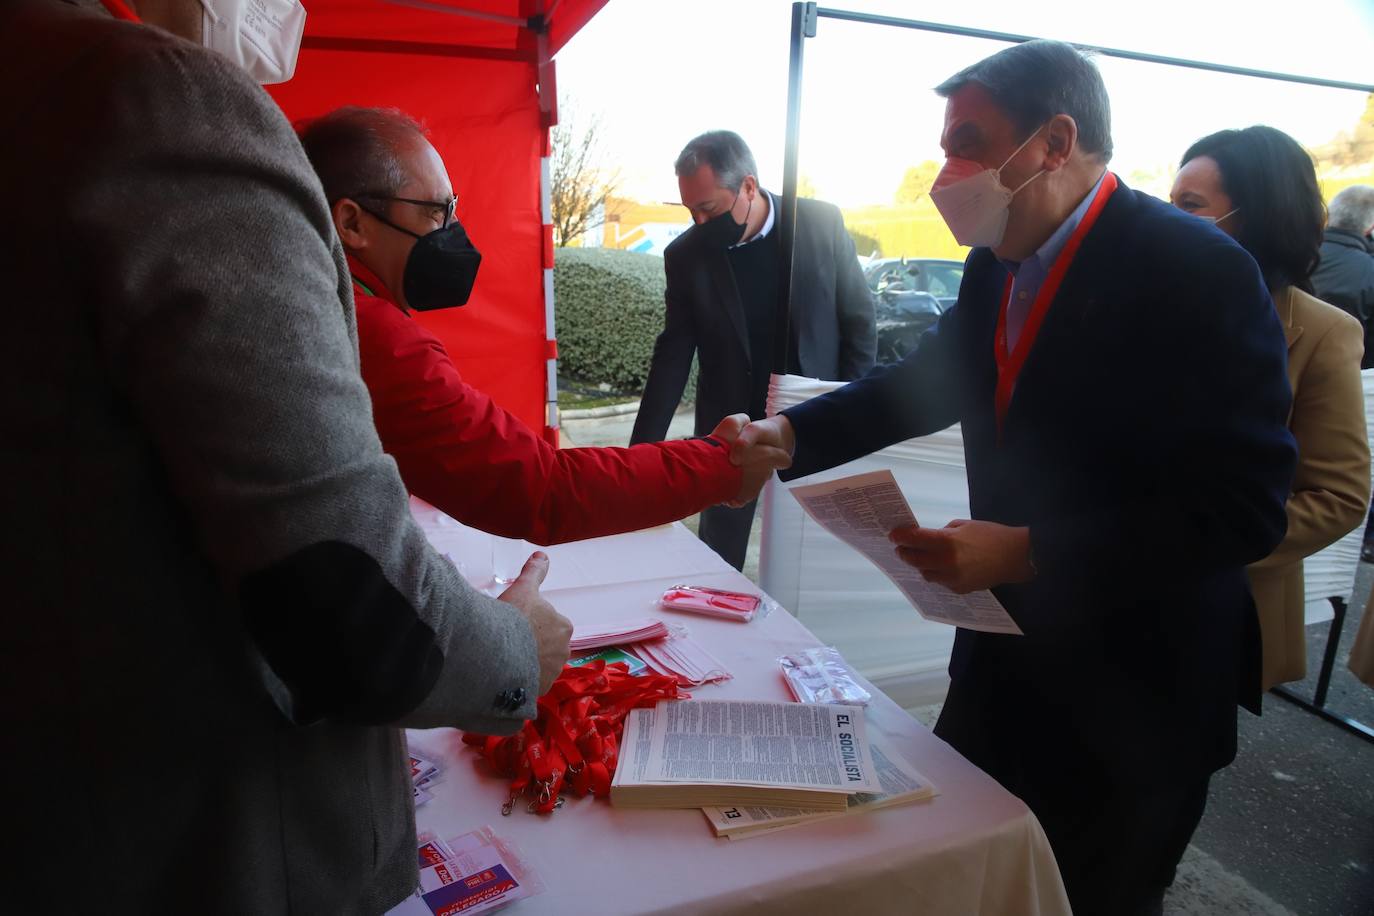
top-left (1247, 287), bottom-right (1369, 691)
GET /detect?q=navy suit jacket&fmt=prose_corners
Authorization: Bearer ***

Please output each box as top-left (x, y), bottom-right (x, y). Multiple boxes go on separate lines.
top-left (781, 179), bottom-right (1297, 787)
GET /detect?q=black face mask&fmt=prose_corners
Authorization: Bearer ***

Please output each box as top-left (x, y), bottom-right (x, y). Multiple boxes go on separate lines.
top-left (401, 222), bottom-right (483, 311)
top-left (361, 206), bottom-right (483, 311)
top-left (698, 189), bottom-right (753, 249)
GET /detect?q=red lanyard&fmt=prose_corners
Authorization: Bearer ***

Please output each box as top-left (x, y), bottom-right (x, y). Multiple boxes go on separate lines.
top-left (98, 0), bottom-right (141, 21)
top-left (993, 171), bottom-right (1117, 435)
top-left (462, 660), bottom-right (684, 815)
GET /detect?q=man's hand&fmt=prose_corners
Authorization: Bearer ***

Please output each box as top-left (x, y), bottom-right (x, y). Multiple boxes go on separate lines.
top-left (708, 413), bottom-right (750, 446)
top-left (889, 520), bottom-right (1035, 594)
top-left (497, 552), bottom-right (572, 697)
top-left (725, 415), bottom-right (796, 507)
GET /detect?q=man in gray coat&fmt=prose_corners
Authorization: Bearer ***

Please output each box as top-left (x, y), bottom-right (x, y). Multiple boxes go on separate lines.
top-left (1, 0), bottom-right (570, 912)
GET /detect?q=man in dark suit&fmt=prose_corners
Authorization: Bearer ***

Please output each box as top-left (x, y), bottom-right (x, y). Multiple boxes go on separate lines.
top-left (1312, 184), bottom-right (1374, 366)
top-left (736, 42), bottom-right (1296, 916)
top-left (1311, 185), bottom-right (1374, 556)
top-left (631, 130), bottom-right (876, 569)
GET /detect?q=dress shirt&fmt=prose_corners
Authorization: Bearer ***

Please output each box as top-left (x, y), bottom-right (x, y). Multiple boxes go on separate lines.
top-left (999, 170), bottom-right (1107, 348)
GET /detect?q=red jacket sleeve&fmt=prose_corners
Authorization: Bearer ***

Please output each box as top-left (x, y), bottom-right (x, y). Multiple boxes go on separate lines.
top-left (355, 293), bottom-right (741, 545)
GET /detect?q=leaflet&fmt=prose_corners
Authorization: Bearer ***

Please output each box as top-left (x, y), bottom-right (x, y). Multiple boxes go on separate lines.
top-left (389, 826), bottom-right (543, 916)
top-left (788, 470), bottom-right (1022, 635)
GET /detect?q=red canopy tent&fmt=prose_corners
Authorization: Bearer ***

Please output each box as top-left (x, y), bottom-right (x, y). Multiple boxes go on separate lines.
top-left (269, 0), bottom-right (608, 444)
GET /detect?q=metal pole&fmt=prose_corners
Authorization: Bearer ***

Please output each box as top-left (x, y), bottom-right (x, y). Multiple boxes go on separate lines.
top-left (1314, 597), bottom-right (1347, 708)
top-left (774, 2), bottom-right (817, 378)
top-left (813, 7), bottom-right (1374, 94)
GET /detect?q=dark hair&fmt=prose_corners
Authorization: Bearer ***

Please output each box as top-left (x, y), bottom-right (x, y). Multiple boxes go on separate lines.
top-left (936, 39), bottom-right (1113, 162)
top-left (674, 130), bottom-right (758, 191)
top-left (297, 107), bottom-right (428, 204)
top-left (1180, 126), bottom-right (1325, 293)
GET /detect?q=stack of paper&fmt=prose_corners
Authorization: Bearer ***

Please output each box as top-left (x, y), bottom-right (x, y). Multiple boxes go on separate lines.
top-left (702, 733), bottom-right (938, 839)
top-left (610, 700), bottom-right (881, 812)
top-left (630, 634), bottom-right (731, 687)
top-left (569, 618), bottom-right (670, 653)
top-left (409, 752), bottom-right (442, 808)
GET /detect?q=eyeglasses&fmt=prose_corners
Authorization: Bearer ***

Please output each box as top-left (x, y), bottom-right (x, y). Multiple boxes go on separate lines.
top-left (353, 193), bottom-right (459, 229)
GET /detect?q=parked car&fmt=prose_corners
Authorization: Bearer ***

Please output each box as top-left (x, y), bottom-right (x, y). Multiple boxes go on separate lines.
top-left (863, 258), bottom-right (965, 363)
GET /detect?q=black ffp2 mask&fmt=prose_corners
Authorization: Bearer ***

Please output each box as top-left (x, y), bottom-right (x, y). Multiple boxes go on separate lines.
top-left (698, 190), bottom-right (753, 249)
top-left (359, 203), bottom-right (483, 311)
top-left (402, 222), bottom-right (483, 311)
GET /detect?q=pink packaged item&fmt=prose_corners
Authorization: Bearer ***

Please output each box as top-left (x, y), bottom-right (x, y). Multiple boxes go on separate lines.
top-left (628, 632), bottom-right (732, 687)
top-left (660, 584), bottom-right (762, 622)
top-left (569, 618), bottom-right (670, 652)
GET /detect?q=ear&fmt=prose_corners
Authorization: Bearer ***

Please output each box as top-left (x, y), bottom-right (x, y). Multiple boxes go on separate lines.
top-left (1042, 114), bottom-right (1078, 172)
top-left (741, 175), bottom-right (759, 200)
top-left (333, 198), bottom-right (369, 251)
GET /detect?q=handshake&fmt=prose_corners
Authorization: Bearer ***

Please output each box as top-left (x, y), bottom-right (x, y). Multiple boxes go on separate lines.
top-left (708, 414), bottom-right (797, 508)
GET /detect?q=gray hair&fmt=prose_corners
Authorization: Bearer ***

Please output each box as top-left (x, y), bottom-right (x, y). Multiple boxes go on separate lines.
top-left (1327, 185), bottom-right (1374, 234)
top-left (936, 39), bottom-right (1113, 163)
top-left (674, 130), bottom-right (758, 191)
top-left (297, 106), bottom-right (428, 204)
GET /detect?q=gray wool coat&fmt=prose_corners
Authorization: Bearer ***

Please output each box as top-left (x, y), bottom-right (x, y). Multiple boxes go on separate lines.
top-left (1, 1), bottom-right (540, 912)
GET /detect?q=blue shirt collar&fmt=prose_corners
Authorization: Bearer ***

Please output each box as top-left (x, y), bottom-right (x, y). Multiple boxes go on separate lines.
top-left (999, 169), bottom-right (1108, 276)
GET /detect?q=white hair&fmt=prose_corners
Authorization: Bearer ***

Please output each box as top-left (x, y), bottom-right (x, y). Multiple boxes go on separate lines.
top-left (1328, 185), bottom-right (1374, 234)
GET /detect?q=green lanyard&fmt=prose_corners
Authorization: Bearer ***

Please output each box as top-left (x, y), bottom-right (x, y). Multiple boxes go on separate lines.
top-left (352, 276), bottom-right (376, 298)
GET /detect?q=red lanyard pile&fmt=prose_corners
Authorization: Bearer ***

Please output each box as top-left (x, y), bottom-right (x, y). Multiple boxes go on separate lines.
top-left (462, 660), bottom-right (685, 815)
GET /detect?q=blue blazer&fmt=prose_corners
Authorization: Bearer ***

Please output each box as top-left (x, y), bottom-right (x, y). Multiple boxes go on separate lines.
top-left (781, 179), bottom-right (1297, 786)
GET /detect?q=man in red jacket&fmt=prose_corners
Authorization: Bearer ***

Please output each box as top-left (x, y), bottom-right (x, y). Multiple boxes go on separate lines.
top-left (298, 107), bottom-right (790, 545)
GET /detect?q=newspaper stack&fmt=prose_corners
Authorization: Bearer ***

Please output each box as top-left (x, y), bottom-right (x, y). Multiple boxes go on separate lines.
top-left (410, 752), bottom-right (442, 808)
top-left (611, 699), bottom-right (883, 811)
top-left (702, 733), bottom-right (938, 839)
top-left (569, 618), bottom-right (670, 652)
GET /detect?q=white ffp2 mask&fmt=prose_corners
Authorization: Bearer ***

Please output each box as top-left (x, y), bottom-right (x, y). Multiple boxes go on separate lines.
top-left (929, 125), bottom-right (1048, 248)
top-left (199, 0), bottom-right (307, 85)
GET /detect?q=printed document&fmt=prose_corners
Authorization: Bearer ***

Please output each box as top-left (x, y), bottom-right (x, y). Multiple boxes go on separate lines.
top-left (614, 700), bottom-right (882, 802)
top-left (788, 470), bottom-right (1022, 634)
top-left (702, 732), bottom-right (939, 839)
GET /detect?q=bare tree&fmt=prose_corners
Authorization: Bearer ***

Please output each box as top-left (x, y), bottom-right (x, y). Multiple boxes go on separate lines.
top-left (550, 98), bottom-right (623, 247)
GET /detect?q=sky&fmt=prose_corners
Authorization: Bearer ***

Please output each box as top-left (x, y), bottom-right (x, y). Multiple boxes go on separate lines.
top-left (555, 0), bottom-right (1374, 206)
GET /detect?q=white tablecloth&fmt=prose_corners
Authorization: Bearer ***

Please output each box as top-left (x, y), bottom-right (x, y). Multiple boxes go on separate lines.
top-left (396, 499), bottom-right (1070, 916)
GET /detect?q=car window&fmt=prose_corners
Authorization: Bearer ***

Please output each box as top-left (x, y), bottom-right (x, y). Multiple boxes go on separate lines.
top-left (923, 264), bottom-right (964, 298)
top-left (873, 263), bottom-right (911, 291)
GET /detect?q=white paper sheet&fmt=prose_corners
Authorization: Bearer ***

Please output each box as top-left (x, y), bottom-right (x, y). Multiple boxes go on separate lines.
top-left (787, 470), bottom-right (1022, 635)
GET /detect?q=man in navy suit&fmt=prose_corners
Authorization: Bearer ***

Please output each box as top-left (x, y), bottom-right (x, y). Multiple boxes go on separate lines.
top-left (736, 41), bottom-right (1296, 916)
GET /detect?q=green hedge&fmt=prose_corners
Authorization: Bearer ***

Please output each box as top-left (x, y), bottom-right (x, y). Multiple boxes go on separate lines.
top-left (554, 247), bottom-right (696, 395)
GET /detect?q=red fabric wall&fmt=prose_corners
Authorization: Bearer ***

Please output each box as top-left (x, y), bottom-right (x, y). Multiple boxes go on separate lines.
top-left (269, 49), bottom-right (547, 432)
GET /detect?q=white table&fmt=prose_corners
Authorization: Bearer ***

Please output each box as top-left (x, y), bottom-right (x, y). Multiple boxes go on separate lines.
top-left (400, 499), bottom-right (1071, 915)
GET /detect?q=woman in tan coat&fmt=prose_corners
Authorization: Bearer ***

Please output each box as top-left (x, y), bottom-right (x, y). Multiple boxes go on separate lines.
top-left (1173, 126), bottom-right (1370, 692)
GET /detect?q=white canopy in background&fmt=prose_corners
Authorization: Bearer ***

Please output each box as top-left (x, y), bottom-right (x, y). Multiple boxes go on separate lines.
top-left (760, 371), bottom-right (1374, 711)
